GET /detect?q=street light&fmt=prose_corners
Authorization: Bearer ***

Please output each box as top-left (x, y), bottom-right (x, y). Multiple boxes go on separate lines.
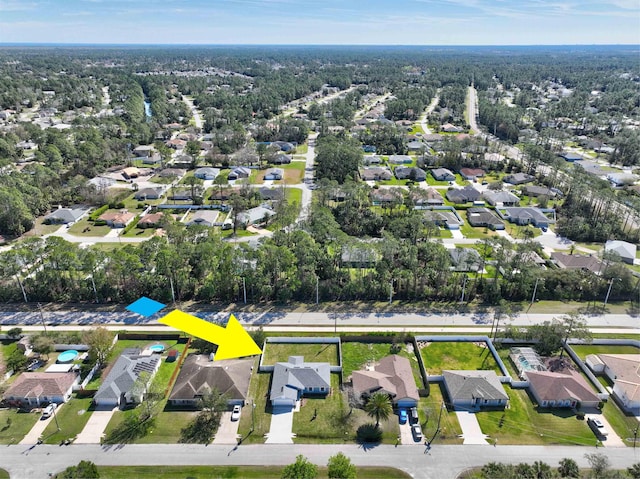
top-left (603, 277), bottom-right (621, 308)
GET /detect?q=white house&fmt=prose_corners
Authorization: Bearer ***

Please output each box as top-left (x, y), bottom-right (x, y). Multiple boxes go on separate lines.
top-left (3, 372), bottom-right (78, 407)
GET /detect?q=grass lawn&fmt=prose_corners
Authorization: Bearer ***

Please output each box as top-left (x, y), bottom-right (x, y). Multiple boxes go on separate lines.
top-left (285, 186), bottom-right (303, 205)
top-left (294, 143), bottom-right (308, 154)
top-left (455, 174), bottom-right (469, 186)
top-left (67, 218), bottom-right (112, 237)
top-left (136, 409), bottom-right (197, 444)
top-left (570, 344), bottom-right (639, 359)
top-left (122, 227), bottom-right (157, 238)
top-left (575, 242), bottom-right (603, 252)
top-left (419, 385), bottom-right (463, 444)
top-left (419, 341), bottom-right (500, 375)
top-left (238, 360), bottom-right (271, 444)
top-left (601, 399), bottom-right (639, 446)
top-left (459, 221), bottom-right (495, 239)
top-left (476, 387), bottom-right (594, 445)
top-left (0, 409), bottom-right (40, 444)
top-left (0, 469), bottom-right (7, 479)
top-left (87, 243), bottom-right (130, 252)
top-left (98, 465), bottom-right (411, 479)
top-left (262, 342), bottom-right (339, 366)
top-left (438, 228), bottom-right (453, 238)
top-left (426, 176), bottom-right (450, 186)
top-left (409, 123), bottom-right (425, 135)
top-left (504, 222), bottom-right (542, 239)
top-left (42, 396), bottom-right (94, 444)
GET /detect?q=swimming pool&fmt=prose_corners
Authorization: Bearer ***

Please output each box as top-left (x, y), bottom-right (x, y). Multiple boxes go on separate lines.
top-left (149, 344), bottom-right (165, 353)
top-left (57, 350), bottom-right (79, 363)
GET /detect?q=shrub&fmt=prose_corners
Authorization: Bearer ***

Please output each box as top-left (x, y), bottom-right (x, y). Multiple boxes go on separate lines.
top-left (89, 205), bottom-right (109, 221)
top-left (356, 423), bottom-right (383, 443)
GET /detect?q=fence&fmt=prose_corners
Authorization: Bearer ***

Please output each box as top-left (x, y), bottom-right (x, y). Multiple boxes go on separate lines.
top-left (259, 337), bottom-right (342, 373)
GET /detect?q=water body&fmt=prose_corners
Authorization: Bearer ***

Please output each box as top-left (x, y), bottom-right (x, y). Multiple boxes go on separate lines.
top-left (143, 99), bottom-right (152, 121)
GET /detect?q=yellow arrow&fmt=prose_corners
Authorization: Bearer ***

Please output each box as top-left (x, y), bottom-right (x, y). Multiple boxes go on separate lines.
top-left (159, 310), bottom-right (262, 360)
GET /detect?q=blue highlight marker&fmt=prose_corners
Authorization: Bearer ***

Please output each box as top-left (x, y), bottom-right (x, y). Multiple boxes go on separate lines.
top-left (126, 297), bottom-right (166, 317)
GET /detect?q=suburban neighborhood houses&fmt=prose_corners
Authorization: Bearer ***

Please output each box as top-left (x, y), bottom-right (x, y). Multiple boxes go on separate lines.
top-left (0, 44), bottom-right (639, 479)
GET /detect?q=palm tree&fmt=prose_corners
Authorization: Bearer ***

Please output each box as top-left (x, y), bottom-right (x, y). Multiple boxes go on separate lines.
top-left (364, 392), bottom-right (392, 428)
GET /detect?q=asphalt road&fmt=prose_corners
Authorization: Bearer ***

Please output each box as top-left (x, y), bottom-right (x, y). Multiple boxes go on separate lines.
top-left (4, 443), bottom-right (639, 479)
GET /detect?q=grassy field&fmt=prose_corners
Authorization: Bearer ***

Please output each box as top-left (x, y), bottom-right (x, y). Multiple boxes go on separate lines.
top-left (570, 344), bottom-right (639, 359)
top-left (419, 385), bottom-right (463, 444)
top-left (601, 399), bottom-right (639, 447)
top-left (459, 221), bottom-right (496, 239)
top-left (419, 341), bottom-right (500, 375)
top-left (97, 465), bottom-right (411, 479)
top-left (283, 161), bottom-right (305, 185)
top-left (0, 409), bottom-right (40, 444)
top-left (285, 186), bottom-right (302, 205)
top-left (261, 342), bottom-right (339, 366)
top-left (67, 218), bottom-right (112, 237)
top-left (476, 387), bottom-right (594, 445)
top-left (42, 396), bottom-right (94, 444)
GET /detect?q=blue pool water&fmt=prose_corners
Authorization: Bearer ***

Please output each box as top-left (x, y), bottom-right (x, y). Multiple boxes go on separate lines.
top-left (58, 350), bottom-right (79, 363)
top-left (149, 344), bottom-right (165, 353)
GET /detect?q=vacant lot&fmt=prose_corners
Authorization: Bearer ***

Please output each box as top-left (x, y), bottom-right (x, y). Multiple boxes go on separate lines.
top-left (420, 341), bottom-right (500, 375)
top-left (262, 342), bottom-right (339, 366)
top-left (570, 344), bottom-right (639, 359)
top-left (0, 409), bottom-right (39, 445)
top-left (475, 387), bottom-right (594, 445)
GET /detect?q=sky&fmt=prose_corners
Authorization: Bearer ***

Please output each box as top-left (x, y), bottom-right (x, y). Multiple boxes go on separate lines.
top-left (0, 0), bottom-right (639, 45)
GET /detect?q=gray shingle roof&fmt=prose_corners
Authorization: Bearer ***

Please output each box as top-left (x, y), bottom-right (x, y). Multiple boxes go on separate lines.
top-left (94, 351), bottom-right (159, 403)
top-left (443, 370), bottom-right (508, 402)
top-left (269, 356), bottom-right (331, 403)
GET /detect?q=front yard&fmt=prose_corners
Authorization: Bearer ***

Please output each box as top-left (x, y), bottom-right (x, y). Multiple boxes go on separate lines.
top-left (475, 387), bottom-right (594, 445)
top-left (0, 409), bottom-right (39, 445)
top-left (41, 396), bottom-right (94, 444)
top-left (261, 342), bottom-right (339, 366)
top-left (419, 341), bottom-right (501, 375)
top-left (419, 384), bottom-right (463, 445)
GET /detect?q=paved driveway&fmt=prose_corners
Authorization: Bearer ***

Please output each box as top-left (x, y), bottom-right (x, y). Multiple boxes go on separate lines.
top-left (212, 411), bottom-right (240, 444)
top-left (265, 406), bottom-right (295, 444)
top-left (20, 407), bottom-right (59, 445)
top-left (74, 406), bottom-right (117, 444)
top-left (399, 417), bottom-right (418, 445)
top-left (585, 413), bottom-right (626, 448)
top-left (455, 410), bottom-right (489, 445)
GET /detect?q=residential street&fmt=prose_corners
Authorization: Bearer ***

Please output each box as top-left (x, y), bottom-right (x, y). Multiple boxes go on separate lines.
top-left (3, 443), bottom-right (639, 479)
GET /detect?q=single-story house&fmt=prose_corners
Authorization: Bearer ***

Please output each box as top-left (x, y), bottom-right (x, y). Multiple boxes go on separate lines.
top-left (498, 207), bottom-right (554, 228)
top-left (431, 168), bottom-right (456, 182)
top-left (94, 349), bottom-right (161, 407)
top-left (482, 190), bottom-right (520, 207)
top-left (159, 168), bottom-right (186, 179)
top-left (442, 370), bottom-right (509, 409)
top-left (352, 355), bottom-right (419, 408)
top-left (360, 167), bottom-right (393, 181)
top-left (194, 167), bottom-right (220, 180)
top-left (166, 138), bottom-right (187, 149)
top-left (363, 156), bottom-right (382, 166)
top-left (228, 167), bottom-right (251, 180)
top-left (271, 154), bottom-right (292, 165)
top-left (441, 123), bottom-right (463, 133)
top-left (550, 252), bottom-right (604, 275)
top-left (3, 372), bottom-right (78, 407)
top-left (407, 141), bottom-right (427, 153)
top-left (44, 207), bottom-right (86, 225)
top-left (370, 189), bottom-right (403, 205)
top-left (187, 210), bottom-right (219, 227)
top-left (388, 155), bottom-right (413, 165)
top-left (423, 210), bottom-right (462, 230)
top-left (449, 248), bottom-right (483, 272)
top-left (238, 206), bottom-right (276, 225)
top-left (341, 245), bottom-right (379, 268)
top-left (258, 187), bottom-right (284, 201)
top-left (264, 168), bottom-right (284, 181)
top-left (271, 141), bottom-right (295, 152)
top-left (142, 154), bottom-right (162, 165)
top-left (98, 211), bottom-right (136, 228)
top-left (522, 185), bottom-right (558, 198)
top-left (122, 167), bottom-right (140, 180)
top-left (269, 356), bottom-right (331, 409)
top-left (410, 188), bottom-right (443, 206)
top-left (168, 355), bottom-right (253, 407)
top-left (138, 213), bottom-right (164, 229)
top-left (133, 145), bottom-right (155, 157)
top-left (134, 188), bottom-right (164, 201)
top-left (446, 185), bottom-right (481, 204)
top-left (525, 370), bottom-right (600, 409)
top-left (607, 173), bottom-right (639, 187)
top-left (423, 134), bottom-right (443, 142)
top-left (466, 208), bottom-right (505, 230)
top-left (559, 152), bottom-right (583, 162)
top-left (395, 167), bottom-right (427, 181)
top-left (460, 168), bottom-right (486, 181)
top-left (168, 189), bottom-right (194, 201)
top-left (503, 173), bottom-right (535, 185)
top-left (604, 240), bottom-right (637, 265)
top-left (586, 354), bottom-right (640, 412)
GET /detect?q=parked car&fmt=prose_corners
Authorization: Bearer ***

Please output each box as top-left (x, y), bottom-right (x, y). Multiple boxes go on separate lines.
top-left (409, 407), bottom-right (419, 424)
top-left (588, 417), bottom-right (609, 437)
top-left (411, 424), bottom-right (423, 441)
top-left (41, 403), bottom-right (57, 419)
top-left (231, 405), bottom-right (241, 421)
top-left (399, 409), bottom-right (408, 424)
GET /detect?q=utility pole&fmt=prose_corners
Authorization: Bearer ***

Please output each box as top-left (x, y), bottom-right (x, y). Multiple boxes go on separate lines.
top-left (530, 277), bottom-right (541, 308)
top-left (316, 276), bottom-right (319, 305)
top-left (169, 275), bottom-right (176, 307)
top-left (389, 280), bottom-right (393, 305)
top-left (460, 275), bottom-right (467, 304)
top-left (427, 402), bottom-right (446, 446)
top-left (37, 302), bottom-right (48, 336)
top-left (242, 277), bottom-right (247, 305)
top-left (603, 277), bottom-right (619, 308)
